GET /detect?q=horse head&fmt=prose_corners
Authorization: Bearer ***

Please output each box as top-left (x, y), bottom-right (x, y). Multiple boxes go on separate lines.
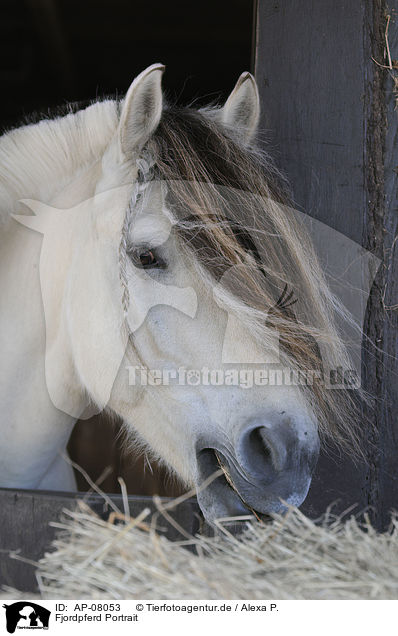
top-left (11, 65), bottom-right (360, 522)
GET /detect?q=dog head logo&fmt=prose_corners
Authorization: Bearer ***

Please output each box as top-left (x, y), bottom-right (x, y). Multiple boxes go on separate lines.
top-left (2, 602), bottom-right (50, 633)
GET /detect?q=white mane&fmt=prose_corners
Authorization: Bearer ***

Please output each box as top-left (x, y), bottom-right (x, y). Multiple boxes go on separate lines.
top-left (0, 100), bottom-right (119, 225)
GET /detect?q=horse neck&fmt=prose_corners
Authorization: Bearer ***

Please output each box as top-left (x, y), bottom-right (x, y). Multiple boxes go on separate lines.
top-left (0, 100), bottom-right (119, 228)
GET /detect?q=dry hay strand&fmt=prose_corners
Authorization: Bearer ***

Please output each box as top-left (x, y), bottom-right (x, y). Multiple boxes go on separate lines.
top-left (3, 495), bottom-right (398, 600)
top-left (372, 12), bottom-right (398, 109)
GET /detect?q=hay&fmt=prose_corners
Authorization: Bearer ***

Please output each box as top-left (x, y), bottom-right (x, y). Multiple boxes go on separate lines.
top-left (3, 497), bottom-right (398, 600)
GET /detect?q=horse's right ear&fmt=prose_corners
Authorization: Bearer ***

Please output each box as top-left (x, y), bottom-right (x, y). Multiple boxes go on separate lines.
top-left (118, 64), bottom-right (165, 158)
top-left (218, 72), bottom-right (260, 144)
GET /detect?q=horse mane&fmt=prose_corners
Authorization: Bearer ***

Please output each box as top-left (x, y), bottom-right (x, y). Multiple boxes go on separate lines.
top-left (0, 99), bottom-right (119, 225)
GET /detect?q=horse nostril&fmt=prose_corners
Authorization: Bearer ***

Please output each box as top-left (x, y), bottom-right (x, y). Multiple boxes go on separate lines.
top-left (240, 425), bottom-right (289, 478)
top-left (249, 427), bottom-right (272, 461)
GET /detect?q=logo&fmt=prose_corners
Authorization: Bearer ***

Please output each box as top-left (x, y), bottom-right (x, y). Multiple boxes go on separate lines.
top-left (2, 603), bottom-right (50, 633)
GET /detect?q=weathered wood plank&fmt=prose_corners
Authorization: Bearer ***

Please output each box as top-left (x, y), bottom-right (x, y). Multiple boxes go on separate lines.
top-left (254, 0), bottom-right (398, 525)
top-left (0, 488), bottom-right (200, 593)
top-left (255, 0), bottom-right (367, 242)
top-left (368, 2), bottom-right (398, 528)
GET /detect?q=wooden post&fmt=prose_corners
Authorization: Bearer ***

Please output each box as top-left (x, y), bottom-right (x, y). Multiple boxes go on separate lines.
top-left (254, 0), bottom-right (398, 527)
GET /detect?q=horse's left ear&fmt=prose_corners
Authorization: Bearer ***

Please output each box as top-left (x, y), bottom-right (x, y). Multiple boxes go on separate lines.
top-left (219, 72), bottom-right (260, 143)
top-left (118, 63), bottom-right (165, 158)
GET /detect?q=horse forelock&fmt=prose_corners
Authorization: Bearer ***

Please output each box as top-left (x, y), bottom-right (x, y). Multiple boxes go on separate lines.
top-left (123, 103), bottom-right (364, 455)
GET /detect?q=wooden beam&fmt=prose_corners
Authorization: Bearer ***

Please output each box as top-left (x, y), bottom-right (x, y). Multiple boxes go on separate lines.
top-left (254, 0), bottom-right (398, 526)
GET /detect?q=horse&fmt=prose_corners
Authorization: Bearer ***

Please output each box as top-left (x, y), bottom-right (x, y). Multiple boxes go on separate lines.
top-left (0, 64), bottom-right (360, 523)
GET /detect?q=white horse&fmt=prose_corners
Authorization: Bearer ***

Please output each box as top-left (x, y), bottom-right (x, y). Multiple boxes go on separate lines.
top-left (0, 65), bottom-right (358, 523)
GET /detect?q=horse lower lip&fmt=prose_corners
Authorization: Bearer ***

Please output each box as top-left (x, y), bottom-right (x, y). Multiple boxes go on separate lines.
top-left (213, 457), bottom-right (273, 522)
top-left (219, 474), bottom-right (272, 522)
top-left (196, 448), bottom-right (261, 522)
top-left (198, 466), bottom-right (272, 524)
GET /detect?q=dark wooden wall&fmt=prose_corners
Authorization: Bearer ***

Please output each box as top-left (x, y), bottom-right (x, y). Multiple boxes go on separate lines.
top-left (255, 0), bottom-right (398, 528)
top-left (68, 416), bottom-right (185, 497)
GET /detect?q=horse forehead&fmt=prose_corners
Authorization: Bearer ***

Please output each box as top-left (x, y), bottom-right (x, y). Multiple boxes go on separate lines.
top-left (129, 217), bottom-right (173, 246)
top-left (129, 182), bottom-right (174, 245)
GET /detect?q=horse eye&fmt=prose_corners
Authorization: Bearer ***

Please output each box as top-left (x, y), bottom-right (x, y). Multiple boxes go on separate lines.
top-left (130, 248), bottom-right (166, 270)
top-left (140, 250), bottom-right (157, 267)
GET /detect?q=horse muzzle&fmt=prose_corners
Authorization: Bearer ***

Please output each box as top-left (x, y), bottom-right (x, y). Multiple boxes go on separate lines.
top-left (195, 417), bottom-right (320, 524)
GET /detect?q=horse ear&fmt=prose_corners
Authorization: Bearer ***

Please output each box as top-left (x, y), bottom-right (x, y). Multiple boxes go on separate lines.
top-left (219, 72), bottom-right (260, 143)
top-left (118, 63), bottom-right (165, 157)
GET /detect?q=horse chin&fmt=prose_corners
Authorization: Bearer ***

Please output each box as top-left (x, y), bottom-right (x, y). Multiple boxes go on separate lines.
top-left (196, 471), bottom-right (255, 526)
top-left (196, 471), bottom-right (300, 526)
top-left (194, 449), bottom-right (274, 526)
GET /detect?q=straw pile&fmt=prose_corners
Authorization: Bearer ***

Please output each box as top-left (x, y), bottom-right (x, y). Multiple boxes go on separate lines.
top-left (3, 495), bottom-right (398, 600)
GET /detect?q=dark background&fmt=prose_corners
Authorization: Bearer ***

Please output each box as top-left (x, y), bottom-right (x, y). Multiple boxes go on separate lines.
top-left (0, 0), bottom-right (254, 129)
top-left (0, 0), bottom-right (254, 496)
